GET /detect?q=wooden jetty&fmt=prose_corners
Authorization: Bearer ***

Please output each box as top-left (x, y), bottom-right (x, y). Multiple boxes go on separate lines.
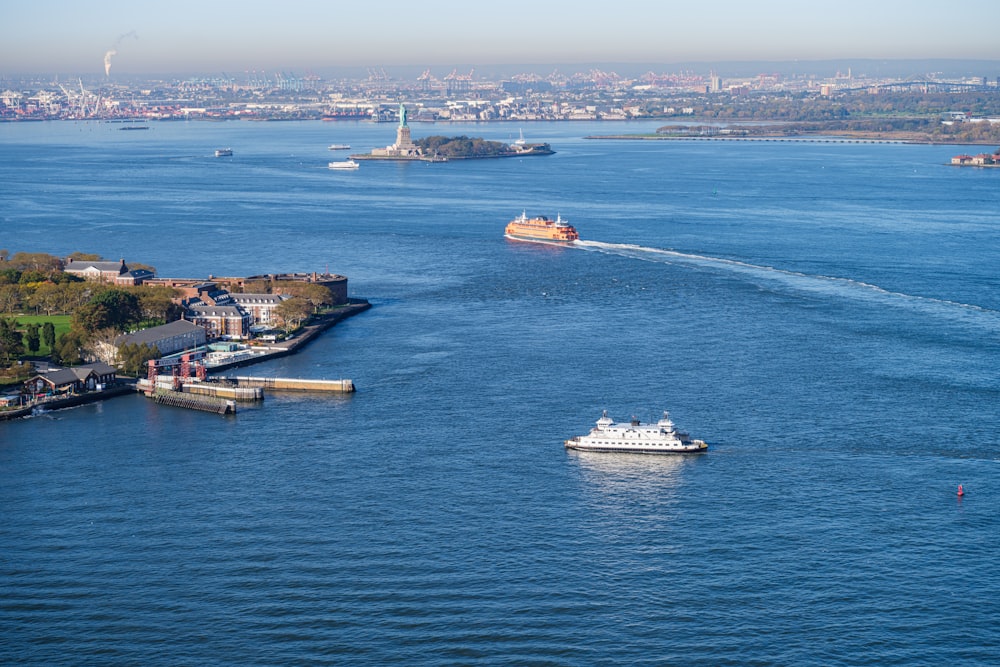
top-left (151, 389), bottom-right (236, 415)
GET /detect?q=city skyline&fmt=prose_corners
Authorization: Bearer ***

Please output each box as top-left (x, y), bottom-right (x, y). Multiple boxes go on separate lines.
top-left (3, 0), bottom-right (1000, 77)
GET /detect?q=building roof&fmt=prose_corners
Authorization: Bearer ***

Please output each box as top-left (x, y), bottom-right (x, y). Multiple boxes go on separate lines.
top-left (71, 362), bottom-right (117, 378)
top-left (65, 259), bottom-right (127, 274)
top-left (189, 305), bottom-right (246, 317)
top-left (33, 368), bottom-right (79, 387)
top-left (124, 269), bottom-right (154, 279)
top-left (27, 363), bottom-right (116, 388)
top-left (116, 319), bottom-right (205, 347)
top-left (230, 293), bottom-right (287, 305)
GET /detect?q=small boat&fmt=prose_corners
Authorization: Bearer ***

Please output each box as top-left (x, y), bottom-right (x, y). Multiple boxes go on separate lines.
top-left (505, 211), bottom-right (578, 243)
top-left (215, 148), bottom-right (233, 157)
top-left (328, 144), bottom-right (351, 150)
top-left (329, 159), bottom-right (359, 170)
top-left (565, 411), bottom-right (708, 454)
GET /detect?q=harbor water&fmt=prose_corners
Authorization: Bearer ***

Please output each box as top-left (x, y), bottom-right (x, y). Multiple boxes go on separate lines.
top-left (2, 119), bottom-right (999, 665)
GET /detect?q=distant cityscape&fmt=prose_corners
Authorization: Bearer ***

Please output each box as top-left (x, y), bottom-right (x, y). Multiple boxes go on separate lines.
top-left (2, 64), bottom-right (999, 123)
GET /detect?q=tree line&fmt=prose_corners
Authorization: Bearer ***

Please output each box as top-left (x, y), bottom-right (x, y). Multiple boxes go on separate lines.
top-left (415, 135), bottom-right (513, 157)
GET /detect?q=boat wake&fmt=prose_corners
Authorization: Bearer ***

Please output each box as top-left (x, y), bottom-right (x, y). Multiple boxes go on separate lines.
top-left (573, 239), bottom-right (1000, 329)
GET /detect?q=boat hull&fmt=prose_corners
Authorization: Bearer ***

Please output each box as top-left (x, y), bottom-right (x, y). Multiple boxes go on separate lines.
top-left (564, 438), bottom-right (707, 454)
top-left (505, 233), bottom-right (577, 245)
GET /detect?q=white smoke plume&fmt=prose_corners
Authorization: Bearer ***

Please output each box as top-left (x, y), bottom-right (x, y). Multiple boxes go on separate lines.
top-left (104, 50), bottom-right (117, 77)
top-left (104, 30), bottom-right (138, 77)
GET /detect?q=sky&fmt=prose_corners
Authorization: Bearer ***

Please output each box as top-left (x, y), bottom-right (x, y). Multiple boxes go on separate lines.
top-left (3, 0), bottom-right (1000, 77)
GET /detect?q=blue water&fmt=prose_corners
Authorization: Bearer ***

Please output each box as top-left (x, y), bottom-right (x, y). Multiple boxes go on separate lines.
top-left (2, 120), bottom-right (1000, 665)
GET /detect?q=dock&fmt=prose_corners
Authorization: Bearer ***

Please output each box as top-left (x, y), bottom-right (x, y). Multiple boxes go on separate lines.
top-left (151, 388), bottom-right (236, 415)
top-left (230, 377), bottom-right (355, 393)
top-left (184, 382), bottom-right (264, 402)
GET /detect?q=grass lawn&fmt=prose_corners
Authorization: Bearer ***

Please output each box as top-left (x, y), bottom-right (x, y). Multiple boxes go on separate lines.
top-left (13, 314), bottom-right (72, 357)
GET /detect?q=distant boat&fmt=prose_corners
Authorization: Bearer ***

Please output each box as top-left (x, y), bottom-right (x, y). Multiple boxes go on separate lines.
top-left (215, 148), bottom-right (233, 157)
top-left (514, 129), bottom-right (526, 146)
top-left (328, 144), bottom-right (351, 150)
top-left (328, 159), bottom-right (359, 170)
top-left (505, 211), bottom-right (578, 243)
top-left (565, 411), bottom-right (708, 454)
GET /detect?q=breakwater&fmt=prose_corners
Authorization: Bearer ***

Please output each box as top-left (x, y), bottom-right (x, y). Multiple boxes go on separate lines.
top-left (230, 377), bottom-right (355, 393)
top-left (183, 383), bottom-right (264, 402)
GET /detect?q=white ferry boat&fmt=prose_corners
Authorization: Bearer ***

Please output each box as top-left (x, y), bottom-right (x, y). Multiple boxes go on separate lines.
top-left (565, 411), bottom-right (708, 454)
top-left (214, 148), bottom-right (233, 157)
top-left (328, 159), bottom-right (359, 170)
top-left (328, 144), bottom-right (351, 150)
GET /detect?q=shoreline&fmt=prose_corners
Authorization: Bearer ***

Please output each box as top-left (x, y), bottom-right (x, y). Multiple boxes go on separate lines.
top-left (350, 147), bottom-right (554, 162)
top-left (584, 134), bottom-right (999, 147)
top-left (205, 299), bottom-right (371, 373)
top-left (0, 299), bottom-right (372, 422)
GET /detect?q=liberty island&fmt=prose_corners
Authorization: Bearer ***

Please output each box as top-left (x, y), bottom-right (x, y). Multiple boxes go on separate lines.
top-left (351, 103), bottom-right (554, 161)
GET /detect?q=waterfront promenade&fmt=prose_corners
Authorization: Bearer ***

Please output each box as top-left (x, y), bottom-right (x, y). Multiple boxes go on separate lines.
top-left (203, 299), bottom-right (370, 373)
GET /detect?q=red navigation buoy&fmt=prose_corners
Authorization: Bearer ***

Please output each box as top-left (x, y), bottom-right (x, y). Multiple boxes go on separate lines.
top-left (957, 484), bottom-right (964, 497)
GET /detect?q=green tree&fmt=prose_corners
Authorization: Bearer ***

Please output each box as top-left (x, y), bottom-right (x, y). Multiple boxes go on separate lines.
top-left (27, 282), bottom-right (65, 315)
top-left (274, 297), bottom-right (313, 330)
top-left (52, 330), bottom-right (84, 366)
top-left (90, 289), bottom-right (142, 328)
top-left (72, 302), bottom-right (112, 333)
top-left (61, 282), bottom-right (89, 310)
top-left (0, 285), bottom-right (21, 314)
top-left (0, 317), bottom-right (25, 365)
top-left (0, 268), bottom-right (21, 284)
top-left (72, 289), bottom-right (142, 334)
top-left (137, 287), bottom-right (182, 322)
top-left (118, 342), bottom-right (160, 375)
top-left (24, 322), bottom-right (41, 354)
top-left (277, 283), bottom-right (333, 310)
top-left (66, 252), bottom-right (103, 262)
top-left (6, 252), bottom-right (62, 273)
top-left (42, 321), bottom-right (56, 351)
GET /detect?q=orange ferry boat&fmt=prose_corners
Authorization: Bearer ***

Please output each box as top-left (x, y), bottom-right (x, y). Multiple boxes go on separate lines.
top-left (504, 211), bottom-right (579, 243)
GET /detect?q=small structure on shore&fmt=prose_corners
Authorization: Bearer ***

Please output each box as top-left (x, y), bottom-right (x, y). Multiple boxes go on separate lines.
top-left (951, 148), bottom-right (1000, 166)
top-left (23, 362), bottom-right (118, 399)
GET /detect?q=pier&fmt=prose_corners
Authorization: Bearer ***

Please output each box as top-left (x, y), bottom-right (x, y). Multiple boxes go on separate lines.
top-left (230, 377), bottom-right (355, 393)
top-left (151, 389), bottom-right (236, 415)
top-left (184, 382), bottom-right (264, 402)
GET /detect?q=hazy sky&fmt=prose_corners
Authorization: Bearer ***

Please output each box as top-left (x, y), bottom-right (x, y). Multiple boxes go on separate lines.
top-left (4, 0), bottom-right (999, 76)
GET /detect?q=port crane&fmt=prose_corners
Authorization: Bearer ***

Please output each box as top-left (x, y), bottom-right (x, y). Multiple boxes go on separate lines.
top-left (146, 352), bottom-right (207, 393)
top-left (56, 79), bottom-right (96, 118)
top-left (444, 69), bottom-right (474, 94)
